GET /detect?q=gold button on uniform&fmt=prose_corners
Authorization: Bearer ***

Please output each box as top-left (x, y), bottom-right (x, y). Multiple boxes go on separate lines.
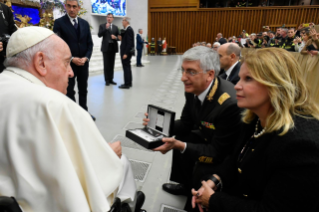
top-left (252, 149), bottom-right (255, 152)
top-left (238, 168), bottom-right (242, 174)
top-left (243, 194), bottom-right (248, 197)
top-left (199, 127), bottom-right (202, 130)
top-left (205, 138), bottom-right (207, 141)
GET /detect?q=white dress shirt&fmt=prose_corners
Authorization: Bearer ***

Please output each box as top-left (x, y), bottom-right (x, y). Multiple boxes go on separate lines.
top-left (225, 61), bottom-right (239, 80)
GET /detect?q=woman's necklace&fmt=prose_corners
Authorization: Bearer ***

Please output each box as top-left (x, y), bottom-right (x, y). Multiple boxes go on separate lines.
top-left (253, 119), bottom-right (266, 138)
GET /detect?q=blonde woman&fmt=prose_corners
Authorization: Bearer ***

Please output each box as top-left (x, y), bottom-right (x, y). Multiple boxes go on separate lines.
top-left (192, 48), bottom-right (319, 212)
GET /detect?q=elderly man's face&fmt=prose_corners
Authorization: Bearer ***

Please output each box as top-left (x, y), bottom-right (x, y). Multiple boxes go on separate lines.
top-left (218, 45), bottom-right (233, 70)
top-left (45, 36), bottom-right (74, 94)
top-left (65, 0), bottom-right (80, 18)
top-left (213, 45), bottom-right (219, 50)
top-left (181, 60), bottom-right (214, 95)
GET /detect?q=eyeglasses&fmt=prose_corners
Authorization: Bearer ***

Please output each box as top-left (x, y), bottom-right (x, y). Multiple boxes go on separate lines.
top-left (66, 4), bottom-right (78, 9)
top-left (181, 69), bottom-right (204, 76)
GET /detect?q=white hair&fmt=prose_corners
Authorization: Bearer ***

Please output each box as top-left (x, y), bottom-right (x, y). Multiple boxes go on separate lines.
top-left (182, 46), bottom-right (220, 75)
top-left (124, 17), bottom-right (131, 24)
top-left (4, 35), bottom-right (56, 69)
top-left (213, 42), bottom-right (221, 47)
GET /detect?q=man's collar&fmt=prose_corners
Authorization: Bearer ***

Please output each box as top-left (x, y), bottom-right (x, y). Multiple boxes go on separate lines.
top-left (67, 13), bottom-right (78, 23)
top-left (225, 61), bottom-right (239, 78)
top-left (125, 25), bottom-right (130, 30)
top-left (196, 79), bottom-right (214, 105)
top-left (4, 67), bottom-right (46, 86)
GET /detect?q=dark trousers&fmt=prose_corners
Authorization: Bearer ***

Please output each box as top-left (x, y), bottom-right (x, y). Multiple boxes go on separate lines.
top-left (136, 48), bottom-right (142, 66)
top-left (67, 62), bottom-right (89, 111)
top-left (171, 131), bottom-right (217, 211)
top-left (121, 53), bottom-right (132, 86)
top-left (103, 43), bottom-right (116, 83)
top-left (0, 56), bottom-right (5, 73)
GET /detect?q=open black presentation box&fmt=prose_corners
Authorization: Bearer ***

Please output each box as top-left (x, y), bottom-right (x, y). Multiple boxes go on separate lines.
top-left (126, 105), bottom-right (175, 149)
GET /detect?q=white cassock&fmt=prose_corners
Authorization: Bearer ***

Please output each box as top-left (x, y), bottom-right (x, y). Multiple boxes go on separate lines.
top-left (0, 67), bottom-right (136, 212)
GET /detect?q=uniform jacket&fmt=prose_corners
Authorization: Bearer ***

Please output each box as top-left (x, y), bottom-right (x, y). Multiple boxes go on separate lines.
top-left (0, 3), bottom-right (17, 36)
top-left (282, 36), bottom-right (296, 52)
top-left (53, 15), bottom-right (93, 60)
top-left (98, 23), bottom-right (119, 53)
top-left (120, 26), bottom-right (134, 56)
top-left (136, 34), bottom-right (144, 50)
top-left (208, 116), bottom-right (319, 212)
top-left (174, 77), bottom-right (242, 164)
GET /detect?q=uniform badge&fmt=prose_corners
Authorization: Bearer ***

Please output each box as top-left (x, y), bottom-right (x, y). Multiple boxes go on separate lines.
top-left (198, 156), bottom-right (213, 164)
top-left (201, 121), bottom-right (215, 129)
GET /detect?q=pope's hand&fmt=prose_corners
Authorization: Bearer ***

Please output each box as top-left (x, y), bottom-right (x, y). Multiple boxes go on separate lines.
top-left (109, 141), bottom-right (122, 158)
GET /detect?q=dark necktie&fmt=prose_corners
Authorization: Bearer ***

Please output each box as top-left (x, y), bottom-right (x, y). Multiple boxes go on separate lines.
top-left (195, 96), bottom-right (202, 115)
top-left (221, 73), bottom-right (227, 80)
top-left (73, 19), bottom-right (78, 30)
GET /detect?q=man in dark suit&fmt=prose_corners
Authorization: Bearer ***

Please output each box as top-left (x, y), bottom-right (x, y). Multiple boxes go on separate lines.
top-left (98, 13), bottom-right (119, 86)
top-left (0, 2), bottom-right (17, 73)
top-left (136, 29), bottom-right (147, 67)
top-left (143, 46), bottom-right (242, 210)
top-left (217, 33), bottom-right (227, 45)
top-left (53, 0), bottom-right (94, 117)
top-left (118, 17), bottom-right (134, 89)
top-left (218, 43), bottom-right (241, 85)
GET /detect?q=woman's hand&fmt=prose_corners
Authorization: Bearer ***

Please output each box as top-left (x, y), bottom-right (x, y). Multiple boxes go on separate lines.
top-left (191, 181), bottom-right (216, 210)
top-left (310, 28), bottom-right (318, 40)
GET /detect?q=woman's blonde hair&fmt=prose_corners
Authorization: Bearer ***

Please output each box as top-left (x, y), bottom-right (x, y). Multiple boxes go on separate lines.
top-left (241, 48), bottom-right (319, 135)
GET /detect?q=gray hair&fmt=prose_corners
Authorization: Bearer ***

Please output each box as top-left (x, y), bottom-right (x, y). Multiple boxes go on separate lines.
top-left (281, 28), bottom-right (288, 34)
top-left (213, 42), bottom-right (221, 47)
top-left (182, 46), bottom-right (220, 75)
top-left (124, 17), bottom-right (131, 24)
top-left (65, 0), bottom-right (80, 6)
top-left (4, 36), bottom-right (56, 69)
top-left (138, 29), bottom-right (142, 33)
top-left (226, 43), bottom-right (241, 57)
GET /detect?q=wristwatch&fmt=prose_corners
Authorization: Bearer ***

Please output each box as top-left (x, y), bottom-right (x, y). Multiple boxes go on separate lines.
top-left (208, 175), bottom-right (221, 189)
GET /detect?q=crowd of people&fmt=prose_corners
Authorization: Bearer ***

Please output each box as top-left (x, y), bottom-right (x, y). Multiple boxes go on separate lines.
top-left (193, 23), bottom-right (319, 57)
top-left (200, 0), bottom-right (312, 8)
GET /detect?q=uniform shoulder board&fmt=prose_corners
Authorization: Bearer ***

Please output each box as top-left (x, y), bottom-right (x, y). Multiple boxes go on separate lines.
top-left (218, 92), bottom-right (230, 105)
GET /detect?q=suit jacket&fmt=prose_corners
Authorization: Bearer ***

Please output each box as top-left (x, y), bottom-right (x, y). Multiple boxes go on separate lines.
top-left (136, 34), bottom-right (144, 50)
top-left (208, 116), bottom-right (319, 212)
top-left (120, 26), bottom-right (134, 56)
top-left (53, 15), bottom-right (93, 60)
top-left (220, 62), bottom-right (241, 85)
top-left (98, 23), bottom-right (119, 53)
top-left (218, 38), bottom-right (227, 45)
top-left (174, 77), bottom-right (242, 164)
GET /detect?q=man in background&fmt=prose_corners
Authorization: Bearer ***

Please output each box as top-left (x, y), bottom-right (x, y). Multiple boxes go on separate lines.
top-left (218, 43), bottom-right (241, 85)
top-left (136, 29), bottom-right (147, 67)
top-left (216, 33), bottom-right (227, 45)
top-left (118, 17), bottom-right (134, 89)
top-left (53, 0), bottom-right (94, 120)
top-left (0, 2), bottom-right (17, 73)
top-left (98, 13), bottom-right (119, 86)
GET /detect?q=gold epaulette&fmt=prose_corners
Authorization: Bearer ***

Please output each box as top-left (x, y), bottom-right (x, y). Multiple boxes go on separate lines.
top-left (218, 93), bottom-right (230, 105)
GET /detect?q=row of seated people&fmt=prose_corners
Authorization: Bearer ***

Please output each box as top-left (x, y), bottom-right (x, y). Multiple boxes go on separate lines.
top-left (142, 40), bottom-right (319, 212)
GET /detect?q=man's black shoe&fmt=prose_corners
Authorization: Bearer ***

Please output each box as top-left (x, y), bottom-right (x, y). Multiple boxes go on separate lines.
top-left (105, 81), bottom-right (110, 86)
top-left (110, 81), bottom-right (117, 85)
top-left (162, 183), bottom-right (187, 195)
top-left (134, 191), bottom-right (145, 212)
top-left (119, 84), bottom-right (130, 89)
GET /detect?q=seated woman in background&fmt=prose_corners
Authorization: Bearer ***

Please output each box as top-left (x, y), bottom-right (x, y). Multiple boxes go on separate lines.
top-left (301, 28), bottom-right (319, 54)
top-left (191, 48), bottom-right (319, 212)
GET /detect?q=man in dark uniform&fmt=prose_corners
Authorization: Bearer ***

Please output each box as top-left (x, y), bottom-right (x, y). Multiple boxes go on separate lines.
top-left (0, 2), bottom-right (17, 73)
top-left (281, 28), bottom-right (296, 52)
top-left (144, 46), bottom-right (242, 210)
top-left (98, 13), bottom-right (119, 86)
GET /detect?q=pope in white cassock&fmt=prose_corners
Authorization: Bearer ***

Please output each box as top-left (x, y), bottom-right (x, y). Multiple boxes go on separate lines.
top-left (0, 27), bottom-right (137, 212)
